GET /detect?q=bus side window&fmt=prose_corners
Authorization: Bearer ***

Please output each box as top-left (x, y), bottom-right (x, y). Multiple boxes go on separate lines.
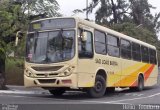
top-left (94, 30), bottom-right (106, 55)
top-left (149, 49), bottom-right (157, 64)
top-left (78, 29), bottom-right (93, 58)
top-left (107, 35), bottom-right (120, 57)
top-left (121, 39), bottom-right (131, 59)
top-left (132, 42), bottom-right (141, 61)
top-left (141, 46), bottom-right (149, 63)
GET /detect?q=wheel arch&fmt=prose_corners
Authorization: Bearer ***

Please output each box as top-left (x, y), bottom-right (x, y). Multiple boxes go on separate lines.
top-left (95, 68), bottom-right (107, 83)
top-left (136, 73), bottom-right (145, 86)
top-left (138, 73), bottom-right (144, 81)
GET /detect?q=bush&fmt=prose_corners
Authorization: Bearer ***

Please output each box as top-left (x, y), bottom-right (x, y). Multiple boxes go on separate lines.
top-left (5, 57), bottom-right (24, 85)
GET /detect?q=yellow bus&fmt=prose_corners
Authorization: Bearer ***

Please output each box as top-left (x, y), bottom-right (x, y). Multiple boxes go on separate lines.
top-left (24, 17), bottom-right (158, 98)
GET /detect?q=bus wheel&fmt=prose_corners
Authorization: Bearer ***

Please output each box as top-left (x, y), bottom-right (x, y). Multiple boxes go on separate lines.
top-left (130, 75), bottom-right (144, 92)
top-left (137, 75), bottom-right (144, 91)
top-left (49, 88), bottom-right (65, 96)
top-left (87, 75), bottom-right (106, 98)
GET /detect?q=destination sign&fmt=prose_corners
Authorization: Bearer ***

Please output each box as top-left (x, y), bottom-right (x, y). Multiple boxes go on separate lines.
top-left (29, 18), bottom-right (75, 32)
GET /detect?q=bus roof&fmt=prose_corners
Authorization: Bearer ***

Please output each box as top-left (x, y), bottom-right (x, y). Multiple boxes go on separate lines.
top-left (31, 17), bottom-right (156, 50)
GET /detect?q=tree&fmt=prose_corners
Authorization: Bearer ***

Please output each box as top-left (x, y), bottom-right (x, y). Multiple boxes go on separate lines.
top-left (0, 40), bottom-right (6, 89)
top-left (86, 0), bottom-right (130, 26)
top-left (0, 0), bottom-right (26, 89)
top-left (14, 0), bottom-right (61, 19)
top-left (129, 0), bottom-right (152, 25)
top-left (0, 0), bottom-right (27, 43)
top-left (87, 0), bottom-right (160, 34)
top-left (111, 22), bottom-right (157, 44)
top-left (129, 0), bottom-right (160, 35)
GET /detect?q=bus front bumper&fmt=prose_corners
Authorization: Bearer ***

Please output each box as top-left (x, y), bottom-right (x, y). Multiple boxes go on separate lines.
top-left (24, 73), bottom-right (78, 89)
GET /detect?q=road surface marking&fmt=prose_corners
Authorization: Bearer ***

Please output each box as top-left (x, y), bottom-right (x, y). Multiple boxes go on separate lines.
top-left (0, 90), bottom-right (50, 95)
top-left (84, 92), bottom-right (160, 104)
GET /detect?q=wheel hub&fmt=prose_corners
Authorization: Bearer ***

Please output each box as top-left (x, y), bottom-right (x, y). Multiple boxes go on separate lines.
top-left (95, 81), bottom-right (103, 92)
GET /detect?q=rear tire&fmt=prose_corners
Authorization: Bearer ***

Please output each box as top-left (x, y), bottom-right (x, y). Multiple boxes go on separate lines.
top-left (129, 75), bottom-right (144, 92)
top-left (87, 75), bottom-right (106, 98)
top-left (136, 75), bottom-right (144, 91)
top-left (49, 88), bottom-right (65, 96)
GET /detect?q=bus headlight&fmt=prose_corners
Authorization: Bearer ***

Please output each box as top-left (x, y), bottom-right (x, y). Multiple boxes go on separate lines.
top-left (25, 69), bottom-right (34, 77)
top-left (59, 66), bottom-right (75, 76)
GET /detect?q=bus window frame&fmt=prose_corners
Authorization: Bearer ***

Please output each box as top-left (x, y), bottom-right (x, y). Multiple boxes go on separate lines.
top-left (94, 29), bottom-right (107, 55)
top-left (141, 45), bottom-right (150, 63)
top-left (149, 48), bottom-right (157, 64)
top-left (107, 34), bottom-right (120, 58)
top-left (131, 42), bottom-right (141, 62)
top-left (120, 38), bottom-right (132, 60)
top-left (78, 28), bottom-right (94, 59)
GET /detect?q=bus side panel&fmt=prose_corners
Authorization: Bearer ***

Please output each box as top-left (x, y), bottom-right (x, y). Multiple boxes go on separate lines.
top-left (121, 59), bottom-right (145, 87)
top-left (144, 66), bottom-right (158, 87)
top-left (120, 59), bottom-right (158, 87)
top-left (106, 56), bottom-right (122, 87)
top-left (120, 60), bottom-right (146, 87)
top-left (77, 59), bottom-right (96, 87)
top-left (77, 56), bottom-right (122, 88)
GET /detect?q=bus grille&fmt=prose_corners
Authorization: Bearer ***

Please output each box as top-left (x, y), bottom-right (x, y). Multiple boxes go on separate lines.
top-left (38, 79), bottom-right (56, 84)
top-left (32, 66), bottom-right (63, 71)
top-left (36, 73), bottom-right (59, 77)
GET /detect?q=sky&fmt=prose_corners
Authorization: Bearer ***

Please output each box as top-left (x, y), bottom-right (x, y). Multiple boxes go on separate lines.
top-left (58, 0), bottom-right (93, 19)
top-left (57, 0), bottom-right (160, 39)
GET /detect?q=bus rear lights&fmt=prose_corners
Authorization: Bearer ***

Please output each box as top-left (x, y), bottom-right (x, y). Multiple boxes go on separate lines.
top-left (62, 79), bottom-right (72, 84)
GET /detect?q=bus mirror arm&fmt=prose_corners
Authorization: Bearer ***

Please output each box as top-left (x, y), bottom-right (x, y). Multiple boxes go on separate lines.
top-left (15, 31), bottom-right (24, 46)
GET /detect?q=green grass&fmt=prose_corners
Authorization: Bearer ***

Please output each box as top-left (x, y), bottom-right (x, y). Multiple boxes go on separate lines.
top-left (5, 57), bottom-right (24, 85)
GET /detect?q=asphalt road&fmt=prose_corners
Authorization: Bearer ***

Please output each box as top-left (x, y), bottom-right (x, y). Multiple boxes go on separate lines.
top-left (0, 71), bottom-right (160, 110)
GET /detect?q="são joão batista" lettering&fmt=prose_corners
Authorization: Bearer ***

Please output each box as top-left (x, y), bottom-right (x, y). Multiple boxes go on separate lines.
top-left (95, 58), bottom-right (118, 66)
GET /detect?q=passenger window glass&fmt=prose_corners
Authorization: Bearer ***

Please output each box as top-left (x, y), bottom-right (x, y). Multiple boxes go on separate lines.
top-left (149, 49), bottom-right (157, 64)
top-left (107, 35), bottom-right (119, 57)
top-left (95, 30), bottom-right (106, 54)
top-left (141, 46), bottom-right (149, 63)
top-left (132, 43), bottom-right (141, 61)
top-left (107, 35), bottom-right (119, 46)
top-left (121, 39), bottom-right (131, 59)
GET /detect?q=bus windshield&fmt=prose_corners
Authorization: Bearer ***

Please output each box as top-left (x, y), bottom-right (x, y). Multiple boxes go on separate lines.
top-left (26, 30), bottom-right (75, 63)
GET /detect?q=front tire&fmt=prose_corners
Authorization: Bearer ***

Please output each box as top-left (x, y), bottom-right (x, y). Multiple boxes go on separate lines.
top-left (49, 88), bottom-right (65, 96)
top-left (87, 75), bottom-right (106, 98)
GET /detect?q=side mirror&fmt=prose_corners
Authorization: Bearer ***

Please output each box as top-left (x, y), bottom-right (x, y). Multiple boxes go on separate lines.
top-left (15, 31), bottom-right (20, 46)
top-left (15, 31), bottom-right (24, 46)
top-left (81, 31), bottom-right (88, 42)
